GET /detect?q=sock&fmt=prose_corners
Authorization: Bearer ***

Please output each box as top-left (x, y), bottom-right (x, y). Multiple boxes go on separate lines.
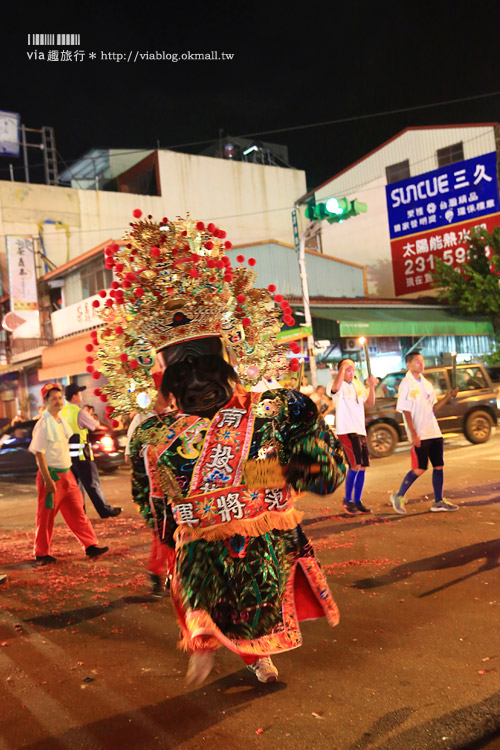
top-left (354, 470), bottom-right (366, 504)
top-left (345, 469), bottom-right (357, 502)
top-left (432, 469), bottom-right (444, 503)
top-left (398, 470), bottom-right (419, 497)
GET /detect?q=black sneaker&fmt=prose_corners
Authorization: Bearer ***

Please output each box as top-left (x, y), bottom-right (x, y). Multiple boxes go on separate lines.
top-left (35, 555), bottom-right (57, 565)
top-left (106, 507), bottom-right (123, 518)
top-left (343, 501), bottom-right (359, 515)
top-left (85, 545), bottom-right (109, 559)
top-left (355, 502), bottom-right (372, 514)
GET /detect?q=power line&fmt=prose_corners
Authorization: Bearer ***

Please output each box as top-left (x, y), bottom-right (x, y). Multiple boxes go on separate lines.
top-left (0, 90), bottom-right (499, 178)
top-left (0, 127), bottom-right (496, 241)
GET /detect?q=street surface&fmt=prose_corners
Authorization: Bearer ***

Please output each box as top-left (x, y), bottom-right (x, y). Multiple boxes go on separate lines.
top-left (1, 433), bottom-right (500, 750)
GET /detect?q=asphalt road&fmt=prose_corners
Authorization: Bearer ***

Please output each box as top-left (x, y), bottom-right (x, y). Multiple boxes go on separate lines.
top-left (1, 433), bottom-right (500, 750)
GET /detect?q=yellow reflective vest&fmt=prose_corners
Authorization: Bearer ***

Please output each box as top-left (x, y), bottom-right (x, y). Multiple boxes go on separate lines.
top-left (61, 402), bottom-right (93, 461)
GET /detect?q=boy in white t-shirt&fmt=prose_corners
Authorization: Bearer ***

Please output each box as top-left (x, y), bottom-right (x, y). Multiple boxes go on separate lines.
top-left (391, 352), bottom-right (459, 514)
top-left (328, 359), bottom-right (376, 514)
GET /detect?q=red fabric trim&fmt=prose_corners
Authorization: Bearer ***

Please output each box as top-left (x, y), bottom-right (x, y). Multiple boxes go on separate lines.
top-left (294, 563), bottom-right (325, 621)
top-left (338, 434), bottom-right (356, 468)
top-left (411, 446), bottom-right (419, 471)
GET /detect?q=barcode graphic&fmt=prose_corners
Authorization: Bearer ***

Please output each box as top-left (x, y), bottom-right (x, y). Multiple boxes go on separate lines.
top-left (27, 34), bottom-right (81, 45)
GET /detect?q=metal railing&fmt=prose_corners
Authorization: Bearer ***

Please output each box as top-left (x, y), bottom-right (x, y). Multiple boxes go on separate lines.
top-left (10, 337), bottom-right (51, 357)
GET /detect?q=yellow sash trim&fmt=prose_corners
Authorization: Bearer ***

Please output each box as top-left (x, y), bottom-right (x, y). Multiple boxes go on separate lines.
top-left (175, 507), bottom-right (303, 545)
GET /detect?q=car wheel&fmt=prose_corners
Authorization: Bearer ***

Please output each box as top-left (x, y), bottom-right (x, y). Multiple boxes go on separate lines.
top-left (464, 410), bottom-right (493, 444)
top-left (367, 423), bottom-right (398, 458)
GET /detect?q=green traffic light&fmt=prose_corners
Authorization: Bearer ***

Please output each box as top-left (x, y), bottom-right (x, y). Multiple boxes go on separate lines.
top-left (325, 198), bottom-right (343, 215)
top-left (306, 197), bottom-right (367, 224)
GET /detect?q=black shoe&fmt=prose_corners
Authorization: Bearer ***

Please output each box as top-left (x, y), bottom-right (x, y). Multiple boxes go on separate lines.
top-left (343, 501), bottom-right (359, 515)
top-left (355, 502), bottom-right (372, 514)
top-left (85, 545), bottom-right (109, 559)
top-left (105, 507), bottom-right (123, 518)
top-left (0, 574), bottom-right (7, 584)
top-left (150, 574), bottom-right (163, 597)
top-left (35, 555), bottom-right (57, 565)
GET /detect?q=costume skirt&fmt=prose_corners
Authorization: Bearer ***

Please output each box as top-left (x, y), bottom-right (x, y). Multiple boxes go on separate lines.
top-left (171, 526), bottom-right (339, 658)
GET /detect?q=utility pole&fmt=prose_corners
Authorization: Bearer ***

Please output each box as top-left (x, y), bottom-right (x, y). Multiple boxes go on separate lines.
top-left (295, 212), bottom-right (318, 388)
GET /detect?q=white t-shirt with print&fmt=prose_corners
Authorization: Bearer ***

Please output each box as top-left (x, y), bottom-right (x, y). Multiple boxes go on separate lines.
top-left (397, 371), bottom-right (442, 440)
top-left (331, 379), bottom-right (368, 436)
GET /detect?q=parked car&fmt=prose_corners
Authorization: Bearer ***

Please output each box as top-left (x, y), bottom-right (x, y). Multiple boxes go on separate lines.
top-left (0, 420), bottom-right (125, 478)
top-left (365, 363), bottom-right (500, 458)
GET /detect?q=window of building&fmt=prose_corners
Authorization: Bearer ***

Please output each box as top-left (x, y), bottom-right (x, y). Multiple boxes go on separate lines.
top-left (64, 259), bottom-right (113, 306)
top-left (385, 159), bottom-right (410, 184)
top-left (437, 142), bottom-right (464, 168)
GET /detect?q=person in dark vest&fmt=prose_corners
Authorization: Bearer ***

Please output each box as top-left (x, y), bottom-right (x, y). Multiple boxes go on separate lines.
top-left (61, 384), bottom-right (122, 518)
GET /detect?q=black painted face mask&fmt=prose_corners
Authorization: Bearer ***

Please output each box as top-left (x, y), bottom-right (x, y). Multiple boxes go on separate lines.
top-left (159, 338), bottom-right (238, 418)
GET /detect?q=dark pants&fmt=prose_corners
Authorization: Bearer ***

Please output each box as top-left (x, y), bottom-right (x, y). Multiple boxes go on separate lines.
top-left (70, 459), bottom-right (114, 518)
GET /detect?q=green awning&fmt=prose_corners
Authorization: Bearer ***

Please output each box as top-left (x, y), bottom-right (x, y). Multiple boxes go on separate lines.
top-left (310, 306), bottom-right (494, 337)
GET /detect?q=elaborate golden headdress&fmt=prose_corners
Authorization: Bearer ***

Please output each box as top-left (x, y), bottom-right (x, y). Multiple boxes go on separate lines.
top-left (85, 211), bottom-right (300, 419)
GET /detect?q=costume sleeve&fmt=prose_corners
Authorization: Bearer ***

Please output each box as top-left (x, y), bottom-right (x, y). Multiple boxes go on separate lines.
top-left (28, 419), bottom-right (47, 454)
top-left (396, 378), bottom-right (412, 413)
top-left (130, 422), bottom-right (154, 529)
top-left (129, 420), bottom-right (177, 548)
top-left (281, 390), bottom-right (347, 495)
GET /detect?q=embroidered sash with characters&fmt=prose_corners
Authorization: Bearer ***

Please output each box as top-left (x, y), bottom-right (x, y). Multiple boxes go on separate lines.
top-left (143, 415), bottom-right (209, 500)
top-left (171, 386), bottom-right (303, 542)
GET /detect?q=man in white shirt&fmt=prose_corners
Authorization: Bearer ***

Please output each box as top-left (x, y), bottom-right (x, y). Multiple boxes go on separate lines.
top-left (328, 359), bottom-right (376, 514)
top-left (391, 352), bottom-right (459, 514)
top-left (29, 383), bottom-right (109, 564)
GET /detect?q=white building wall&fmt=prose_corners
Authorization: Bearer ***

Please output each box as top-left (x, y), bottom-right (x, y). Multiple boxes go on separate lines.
top-left (0, 151), bottom-right (306, 273)
top-left (311, 126), bottom-right (497, 298)
top-left (156, 150), bottom-right (306, 245)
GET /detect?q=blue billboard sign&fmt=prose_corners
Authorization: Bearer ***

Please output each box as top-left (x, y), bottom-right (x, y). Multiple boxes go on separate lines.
top-left (385, 151), bottom-right (500, 240)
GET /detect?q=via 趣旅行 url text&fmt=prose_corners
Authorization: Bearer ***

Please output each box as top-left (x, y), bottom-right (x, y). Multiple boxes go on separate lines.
top-left (25, 50), bottom-right (235, 63)
top-left (102, 50), bottom-right (235, 62)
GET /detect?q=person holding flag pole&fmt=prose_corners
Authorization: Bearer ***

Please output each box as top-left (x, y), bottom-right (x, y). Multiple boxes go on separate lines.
top-left (327, 350), bottom-right (376, 515)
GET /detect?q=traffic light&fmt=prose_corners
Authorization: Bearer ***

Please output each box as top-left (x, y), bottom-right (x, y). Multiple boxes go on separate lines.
top-left (305, 197), bottom-right (367, 224)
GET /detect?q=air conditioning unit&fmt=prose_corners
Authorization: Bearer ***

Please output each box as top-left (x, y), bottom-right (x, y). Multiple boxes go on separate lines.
top-left (342, 337), bottom-right (361, 352)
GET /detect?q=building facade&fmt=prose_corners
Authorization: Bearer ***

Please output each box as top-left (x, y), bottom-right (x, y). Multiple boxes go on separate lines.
top-left (0, 148), bottom-right (308, 420)
top-left (299, 124), bottom-right (500, 299)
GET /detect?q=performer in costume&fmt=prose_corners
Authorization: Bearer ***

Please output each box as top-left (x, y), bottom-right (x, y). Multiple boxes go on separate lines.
top-left (89, 212), bottom-right (346, 687)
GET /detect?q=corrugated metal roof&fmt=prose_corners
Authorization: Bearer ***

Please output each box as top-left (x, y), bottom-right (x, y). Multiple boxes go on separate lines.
top-left (227, 242), bottom-right (366, 298)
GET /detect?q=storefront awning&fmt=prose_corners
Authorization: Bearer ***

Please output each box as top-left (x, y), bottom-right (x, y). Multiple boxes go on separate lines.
top-left (310, 306), bottom-right (494, 337)
top-left (38, 332), bottom-right (90, 381)
top-left (0, 357), bottom-right (42, 376)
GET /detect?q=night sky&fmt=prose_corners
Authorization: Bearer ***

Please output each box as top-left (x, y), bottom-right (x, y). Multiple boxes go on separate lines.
top-left (2, 1), bottom-right (500, 190)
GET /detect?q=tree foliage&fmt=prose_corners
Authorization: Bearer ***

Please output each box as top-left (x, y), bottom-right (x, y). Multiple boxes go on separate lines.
top-left (433, 226), bottom-right (500, 327)
top-left (433, 226), bottom-right (500, 362)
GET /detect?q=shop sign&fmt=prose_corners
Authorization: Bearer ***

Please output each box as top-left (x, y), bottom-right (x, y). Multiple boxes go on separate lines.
top-left (51, 293), bottom-right (103, 339)
top-left (390, 213), bottom-right (500, 296)
top-left (5, 235), bottom-right (40, 337)
top-left (385, 152), bottom-right (500, 296)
